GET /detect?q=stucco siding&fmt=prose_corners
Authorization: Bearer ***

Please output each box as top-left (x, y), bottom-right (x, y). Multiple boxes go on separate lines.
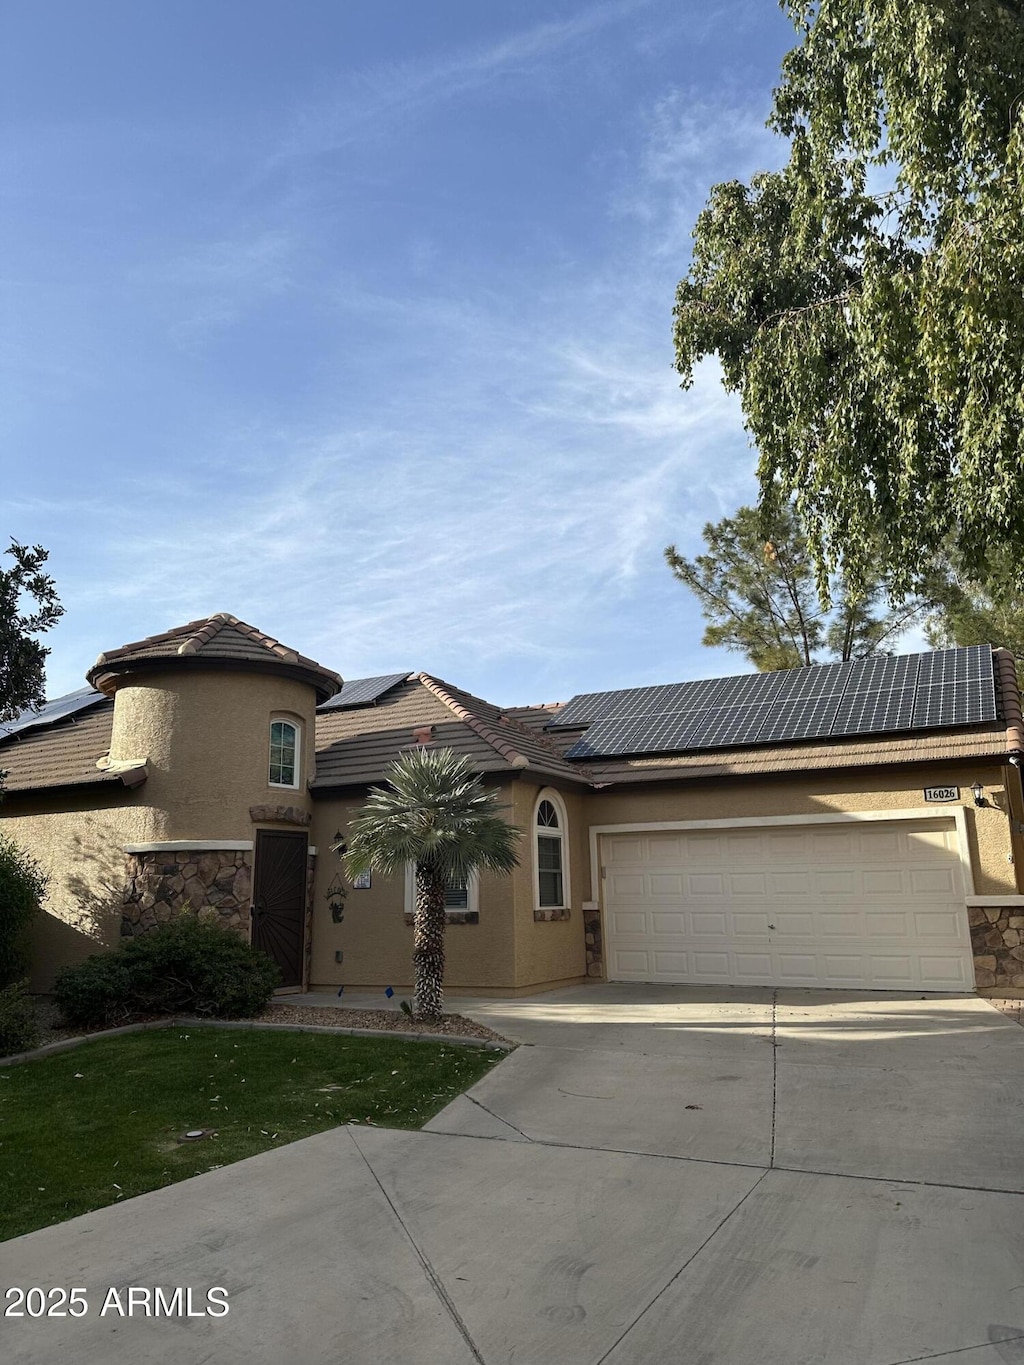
top-left (511, 780), bottom-right (588, 990)
top-left (1, 788), bottom-right (151, 990)
top-left (309, 788), bottom-right (521, 993)
top-left (109, 670), bottom-right (316, 842)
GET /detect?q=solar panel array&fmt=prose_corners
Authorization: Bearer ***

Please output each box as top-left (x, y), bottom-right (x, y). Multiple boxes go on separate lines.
top-left (0, 687), bottom-right (107, 741)
top-left (317, 672), bottom-right (411, 712)
top-left (553, 646), bottom-right (997, 760)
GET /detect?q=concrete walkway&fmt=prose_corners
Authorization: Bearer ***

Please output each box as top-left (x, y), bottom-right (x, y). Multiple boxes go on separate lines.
top-left (4, 985), bottom-right (1024, 1364)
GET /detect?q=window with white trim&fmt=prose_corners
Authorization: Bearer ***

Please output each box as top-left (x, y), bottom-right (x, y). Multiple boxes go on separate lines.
top-left (534, 790), bottom-right (569, 910)
top-left (404, 864), bottom-right (479, 915)
top-left (269, 719), bottom-right (300, 788)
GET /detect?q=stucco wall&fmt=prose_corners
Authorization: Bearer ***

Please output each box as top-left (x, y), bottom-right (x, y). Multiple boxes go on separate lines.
top-left (309, 787), bottom-right (522, 993)
top-left (1, 787), bottom-right (150, 990)
top-left (510, 780), bottom-right (588, 990)
top-left (109, 669), bottom-right (316, 841)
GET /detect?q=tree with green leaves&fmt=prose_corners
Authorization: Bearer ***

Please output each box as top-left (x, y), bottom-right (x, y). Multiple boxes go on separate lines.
top-left (1, 540), bottom-right (63, 722)
top-left (923, 547), bottom-right (1024, 658)
top-left (673, 1), bottom-right (1024, 597)
top-left (342, 748), bottom-right (520, 1023)
top-left (666, 503), bottom-right (927, 669)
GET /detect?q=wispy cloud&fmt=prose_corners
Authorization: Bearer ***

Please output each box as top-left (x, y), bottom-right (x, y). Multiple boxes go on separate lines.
top-left (144, 229), bottom-right (297, 346)
top-left (273, 0), bottom-right (649, 166)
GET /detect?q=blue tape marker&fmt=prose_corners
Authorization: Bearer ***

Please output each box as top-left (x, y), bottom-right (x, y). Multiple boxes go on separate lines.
top-left (384, 986), bottom-right (394, 999)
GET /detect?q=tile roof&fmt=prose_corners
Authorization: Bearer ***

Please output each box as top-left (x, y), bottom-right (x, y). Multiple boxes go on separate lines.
top-left (4, 651), bottom-right (1021, 798)
top-left (311, 676), bottom-right (586, 789)
top-left (87, 613), bottom-right (342, 703)
top-left (0, 699), bottom-right (146, 794)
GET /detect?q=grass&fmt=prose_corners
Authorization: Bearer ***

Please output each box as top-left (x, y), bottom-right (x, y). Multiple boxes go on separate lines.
top-left (0, 1026), bottom-right (504, 1242)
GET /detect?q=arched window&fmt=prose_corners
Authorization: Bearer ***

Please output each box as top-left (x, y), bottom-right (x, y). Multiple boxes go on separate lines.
top-left (269, 719), bottom-right (300, 788)
top-left (534, 790), bottom-right (569, 911)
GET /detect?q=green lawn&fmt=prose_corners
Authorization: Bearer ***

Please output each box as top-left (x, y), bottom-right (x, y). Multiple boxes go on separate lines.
top-left (0, 1027), bottom-right (504, 1241)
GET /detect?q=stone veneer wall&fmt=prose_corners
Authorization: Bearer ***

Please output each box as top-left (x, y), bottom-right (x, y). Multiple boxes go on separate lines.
top-left (583, 907), bottom-right (603, 979)
top-left (969, 906), bottom-right (1024, 990)
top-left (123, 849), bottom-right (252, 939)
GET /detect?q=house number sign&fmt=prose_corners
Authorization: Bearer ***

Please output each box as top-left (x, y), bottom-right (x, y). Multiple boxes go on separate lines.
top-left (923, 786), bottom-right (960, 802)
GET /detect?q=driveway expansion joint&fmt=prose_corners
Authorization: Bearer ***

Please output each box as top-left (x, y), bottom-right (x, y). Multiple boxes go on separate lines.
top-left (346, 1128), bottom-right (487, 1365)
top-left (593, 1168), bottom-right (771, 1365)
top-left (465, 1092), bottom-right (535, 1141)
top-left (769, 987), bottom-right (779, 1168)
top-left (879, 1329), bottom-right (1024, 1364)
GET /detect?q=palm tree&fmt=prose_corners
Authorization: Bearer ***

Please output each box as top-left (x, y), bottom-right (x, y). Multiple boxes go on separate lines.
top-left (342, 748), bottom-right (521, 1023)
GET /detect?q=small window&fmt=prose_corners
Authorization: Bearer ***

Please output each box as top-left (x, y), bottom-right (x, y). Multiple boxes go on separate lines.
top-left (404, 864), bottom-right (478, 915)
top-left (443, 874), bottom-right (469, 910)
top-left (534, 790), bottom-right (569, 910)
top-left (269, 719), bottom-right (299, 788)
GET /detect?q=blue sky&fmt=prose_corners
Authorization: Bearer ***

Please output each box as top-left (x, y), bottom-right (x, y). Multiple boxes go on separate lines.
top-left (3, 0), bottom-right (798, 705)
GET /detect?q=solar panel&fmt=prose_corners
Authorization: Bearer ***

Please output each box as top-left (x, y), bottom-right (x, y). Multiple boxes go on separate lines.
top-left (831, 685), bottom-right (917, 735)
top-left (912, 680), bottom-right (998, 728)
top-left (755, 693), bottom-right (844, 744)
top-left (685, 703), bottom-right (776, 749)
top-left (549, 670), bottom-right (784, 727)
top-left (549, 680), bottom-right (727, 729)
top-left (553, 644), bottom-right (998, 761)
top-left (0, 687), bottom-right (106, 740)
top-left (317, 672), bottom-right (411, 712)
top-left (774, 660), bottom-right (851, 701)
top-left (842, 652), bottom-right (920, 694)
top-left (917, 644), bottom-right (992, 688)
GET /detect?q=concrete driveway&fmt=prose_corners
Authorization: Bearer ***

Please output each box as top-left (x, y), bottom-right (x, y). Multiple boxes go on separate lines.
top-left (4, 986), bottom-right (1024, 1365)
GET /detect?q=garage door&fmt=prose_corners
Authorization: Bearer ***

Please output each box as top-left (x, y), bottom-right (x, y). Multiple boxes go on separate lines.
top-left (601, 820), bottom-right (974, 991)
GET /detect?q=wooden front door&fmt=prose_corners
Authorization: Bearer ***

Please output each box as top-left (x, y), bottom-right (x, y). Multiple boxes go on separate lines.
top-left (252, 830), bottom-right (308, 988)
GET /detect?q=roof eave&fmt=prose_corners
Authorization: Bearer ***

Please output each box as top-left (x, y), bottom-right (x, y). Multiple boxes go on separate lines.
top-left (1, 763), bottom-right (148, 798)
top-left (88, 654), bottom-right (340, 704)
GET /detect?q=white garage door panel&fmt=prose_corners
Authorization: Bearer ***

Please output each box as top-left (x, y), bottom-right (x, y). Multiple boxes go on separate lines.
top-left (602, 820), bottom-right (973, 991)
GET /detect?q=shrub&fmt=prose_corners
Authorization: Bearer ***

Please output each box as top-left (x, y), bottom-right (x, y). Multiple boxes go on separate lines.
top-left (0, 981), bottom-right (40, 1056)
top-left (54, 914), bottom-right (280, 1028)
top-left (53, 953), bottom-right (134, 1029)
top-left (0, 836), bottom-right (48, 987)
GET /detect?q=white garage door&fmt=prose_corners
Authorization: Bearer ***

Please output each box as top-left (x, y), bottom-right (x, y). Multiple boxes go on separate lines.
top-left (601, 820), bottom-right (974, 991)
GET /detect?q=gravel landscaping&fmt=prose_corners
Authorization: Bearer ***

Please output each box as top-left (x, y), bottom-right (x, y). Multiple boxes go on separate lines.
top-left (21, 995), bottom-right (511, 1055)
top-left (264, 1001), bottom-right (511, 1045)
top-left (987, 996), bottom-right (1024, 1026)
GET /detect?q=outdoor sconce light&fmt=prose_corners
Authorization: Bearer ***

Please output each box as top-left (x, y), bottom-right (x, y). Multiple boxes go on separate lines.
top-left (971, 781), bottom-right (986, 807)
top-left (332, 831), bottom-right (347, 856)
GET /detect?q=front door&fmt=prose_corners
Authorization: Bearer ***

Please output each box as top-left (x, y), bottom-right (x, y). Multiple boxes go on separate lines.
top-left (252, 830), bottom-right (308, 988)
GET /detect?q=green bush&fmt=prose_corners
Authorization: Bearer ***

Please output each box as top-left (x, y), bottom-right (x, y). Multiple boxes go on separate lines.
top-left (0, 982), bottom-right (40, 1056)
top-left (52, 953), bottom-right (134, 1029)
top-left (54, 914), bottom-right (280, 1028)
top-left (0, 836), bottom-right (48, 987)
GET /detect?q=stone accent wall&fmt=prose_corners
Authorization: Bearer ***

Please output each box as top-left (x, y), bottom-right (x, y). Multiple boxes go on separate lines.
top-left (583, 906), bottom-right (603, 979)
top-left (970, 906), bottom-right (1024, 990)
top-left (122, 849), bottom-right (252, 939)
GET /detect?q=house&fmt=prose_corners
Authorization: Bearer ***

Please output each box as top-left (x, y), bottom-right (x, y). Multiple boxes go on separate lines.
top-left (2, 612), bottom-right (1023, 998)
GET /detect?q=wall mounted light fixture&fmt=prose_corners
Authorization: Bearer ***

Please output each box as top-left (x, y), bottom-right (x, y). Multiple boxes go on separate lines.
top-left (971, 781), bottom-right (985, 807)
